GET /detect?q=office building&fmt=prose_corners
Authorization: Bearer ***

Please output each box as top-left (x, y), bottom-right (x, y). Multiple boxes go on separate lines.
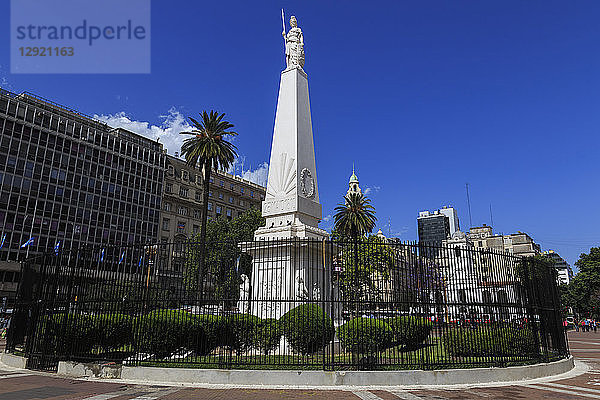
top-left (417, 207), bottom-right (460, 246)
top-left (467, 225), bottom-right (541, 257)
top-left (543, 250), bottom-right (574, 285)
top-left (0, 88), bottom-right (166, 299)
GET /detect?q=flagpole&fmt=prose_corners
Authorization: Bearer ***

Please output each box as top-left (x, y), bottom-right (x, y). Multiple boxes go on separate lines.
top-left (25, 200), bottom-right (38, 261)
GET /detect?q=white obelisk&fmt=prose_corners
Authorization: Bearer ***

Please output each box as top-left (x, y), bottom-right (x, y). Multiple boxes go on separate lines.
top-left (243, 15), bottom-right (329, 319)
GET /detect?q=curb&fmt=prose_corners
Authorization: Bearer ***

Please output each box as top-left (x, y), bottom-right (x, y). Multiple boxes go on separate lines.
top-left (57, 356), bottom-right (574, 387)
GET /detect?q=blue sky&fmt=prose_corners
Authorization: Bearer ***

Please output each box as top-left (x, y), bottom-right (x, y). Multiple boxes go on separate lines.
top-left (1, 1), bottom-right (598, 268)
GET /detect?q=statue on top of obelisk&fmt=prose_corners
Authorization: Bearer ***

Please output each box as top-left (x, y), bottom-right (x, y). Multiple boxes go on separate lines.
top-left (282, 12), bottom-right (305, 70)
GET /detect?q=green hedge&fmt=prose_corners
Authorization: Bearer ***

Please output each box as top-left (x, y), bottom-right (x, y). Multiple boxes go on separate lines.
top-left (443, 325), bottom-right (539, 357)
top-left (337, 318), bottom-right (394, 353)
top-left (280, 304), bottom-right (335, 355)
top-left (255, 318), bottom-right (282, 355)
top-left (223, 314), bottom-right (262, 352)
top-left (194, 314), bottom-right (223, 355)
top-left (387, 316), bottom-right (433, 348)
top-left (35, 314), bottom-right (96, 356)
top-left (134, 310), bottom-right (197, 357)
top-left (91, 313), bottom-right (133, 350)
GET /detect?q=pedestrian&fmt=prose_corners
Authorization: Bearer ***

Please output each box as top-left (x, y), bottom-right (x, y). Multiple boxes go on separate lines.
top-left (594, 320), bottom-right (598, 333)
top-left (575, 319), bottom-right (580, 332)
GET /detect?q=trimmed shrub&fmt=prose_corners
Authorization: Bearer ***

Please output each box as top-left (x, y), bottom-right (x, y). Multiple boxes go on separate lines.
top-left (90, 313), bottom-right (133, 351)
top-left (223, 314), bottom-right (262, 352)
top-left (194, 314), bottom-right (223, 355)
top-left (387, 316), bottom-right (433, 348)
top-left (280, 304), bottom-right (335, 355)
top-left (443, 325), bottom-right (538, 357)
top-left (35, 313), bottom-right (96, 356)
top-left (134, 309), bottom-right (196, 357)
top-left (255, 318), bottom-right (282, 355)
top-left (337, 318), bottom-right (394, 353)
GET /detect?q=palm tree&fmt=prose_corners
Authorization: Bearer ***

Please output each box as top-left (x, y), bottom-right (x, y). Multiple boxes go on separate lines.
top-left (333, 192), bottom-right (377, 324)
top-left (180, 111), bottom-right (238, 294)
top-left (333, 192), bottom-right (377, 240)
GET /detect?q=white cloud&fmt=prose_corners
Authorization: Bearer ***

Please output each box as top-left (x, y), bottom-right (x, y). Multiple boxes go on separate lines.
top-left (227, 156), bottom-right (269, 187)
top-left (322, 214), bottom-right (332, 222)
top-left (95, 110), bottom-right (269, 187)
top-left (0, 64), bottom-right (12, 90)
top-left (94, 108), bottom-right (193, 156)
top-left (363, 185), bottom-right (381, 196)
top-left (242, 162), bottom-right (269, 187)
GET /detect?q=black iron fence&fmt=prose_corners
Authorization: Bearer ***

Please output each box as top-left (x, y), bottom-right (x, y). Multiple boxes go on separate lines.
top-left (6, 238), bottom-right (568, 371)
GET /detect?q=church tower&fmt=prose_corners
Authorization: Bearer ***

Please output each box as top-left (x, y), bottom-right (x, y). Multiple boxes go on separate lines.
top-left (347, 165), bottom-right (362, 197)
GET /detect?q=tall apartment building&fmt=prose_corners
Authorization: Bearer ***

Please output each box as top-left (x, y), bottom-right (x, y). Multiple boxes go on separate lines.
top-left (0, 88), bottom-right (165, 299)
top-left (543, 250), bottom-right (574, 285)
top-left (467, 225), bottom-right (541, 257)
top-left (417, 206), bottom-right (459, 246)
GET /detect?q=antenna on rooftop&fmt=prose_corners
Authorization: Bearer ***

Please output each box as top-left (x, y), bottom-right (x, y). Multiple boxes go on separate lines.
top-left (489, 203), bottom-right (494, 229)
top-left (465, 183), bottom-right (473, 229)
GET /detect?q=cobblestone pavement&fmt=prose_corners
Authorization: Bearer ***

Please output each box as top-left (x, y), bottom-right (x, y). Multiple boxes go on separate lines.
top-left (0, 331), bottom-right (598, 399)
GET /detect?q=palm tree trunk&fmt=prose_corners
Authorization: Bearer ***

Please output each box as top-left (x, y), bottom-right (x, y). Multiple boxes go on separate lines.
top-left (198, 162), bottom-right (212, 300)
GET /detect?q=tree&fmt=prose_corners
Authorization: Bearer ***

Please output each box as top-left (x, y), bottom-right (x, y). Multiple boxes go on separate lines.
top-left (184, 208), bottom-right (265, 306)
top-left (570, 247), bottom-right (600, 319)
top-left (333, 192), bottom-right (377, 240)
top-left (333, 192), bottom-right (377, 319)
top-left (180, 111), bottom-right (238, 296)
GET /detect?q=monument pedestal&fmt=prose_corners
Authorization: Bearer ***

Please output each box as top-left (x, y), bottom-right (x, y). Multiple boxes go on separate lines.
top-left (242, 232), bottom-right (331, 319)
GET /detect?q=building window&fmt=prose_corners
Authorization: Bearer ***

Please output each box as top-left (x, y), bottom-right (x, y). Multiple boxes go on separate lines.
top-left (209, 177), bottom-right (214, 183)
top-left (167, 165), bottom-right (174, 176)
top-left (220, 180), bottom-right (224, 187)
top-left (230, 183), bottom-right (235, 191)
top-left (162, 218), bottom-right (170, 231)
top-left (229, 196), bottom-right (234, 204)
top-left (193, 209), bottom-right (201, 219)
top-left (216, 206), bottom-right (222, 214)
top-left (177, 221), bottom-right (185, 233)
top-left (164, 202), bottom-right (171, 211)
top-left (182, 170), bottom-right (189, 180)
top-left (208, 202), bottom-right (213, 211)
top-left (209, 190), bottom-right (213, 197)
top-left (196, 175), bottom-right (202, 184)
top-left (241, 187), bottom-right (244, 194)
top-left (195, 191), bottom-right (202, 201)
top-left (250, 190), bottom-right (254, 198)
top-left (226, 209), bottom-right (232, 217)
top-left (239, 200), bottom-right (244, 206)
top-left (218, 192), bottom-right (224, 200)
top-left (180, 187), bottom-right (188, 197)
top-left (178, 207), bottom-right (188, 216)
top-left (193, 224), bottom-right (200, 234)
top-left (165, 183), bottom-right (172, 193)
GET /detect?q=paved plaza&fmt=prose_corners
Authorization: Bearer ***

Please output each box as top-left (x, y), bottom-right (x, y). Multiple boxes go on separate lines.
top-left (0, 331), bottom-right (596, 399)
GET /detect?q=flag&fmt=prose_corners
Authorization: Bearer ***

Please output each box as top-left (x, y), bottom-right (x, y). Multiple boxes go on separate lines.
top-left (20, 237), bottom-right (34, 248)
top-left (137, 255), bottom-right (143, 272)
top-left (0, 234), bottom-right (5, 249)
top-left (118, 250), bottom-right (126, 265)
top-left (100, 248), bottom-right (105, 262)
top-left (53, 241), bottom-right (61, 255)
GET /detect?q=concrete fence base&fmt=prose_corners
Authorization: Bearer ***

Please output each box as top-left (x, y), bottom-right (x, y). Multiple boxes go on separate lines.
top-left (2, 352), bottom-right (575, 387)
top-left (118, 357), bottom-right (574, 386)
top-left (0, 352), bottom-right (27, 369)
